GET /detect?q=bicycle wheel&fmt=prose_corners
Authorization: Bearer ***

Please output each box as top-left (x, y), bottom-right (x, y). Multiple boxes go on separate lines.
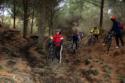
top-left (106, 40), bottom-right (112, 53)
top-left (105, 33), bottom-right (113, 54)
top-left (87, 35), bottom-right (96, 46)
top-left (48, 44), bottom-right (55, 62)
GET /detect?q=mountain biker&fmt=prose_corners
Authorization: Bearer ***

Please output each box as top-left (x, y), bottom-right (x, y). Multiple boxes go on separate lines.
top-left (50, 29), bottom-right (64, 63)
top-left (90, 26), bottom-right (100, 40)
top-left (72, 32), bottom-right (79, 49)
top-left (110, 16), bottom-right (124, 48)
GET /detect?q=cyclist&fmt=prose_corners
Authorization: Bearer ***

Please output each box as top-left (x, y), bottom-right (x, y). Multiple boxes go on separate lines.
top-left (72, 32), bottom-right (79, 49)
top-left (90, 26), bottom-right (100, 40)
top-left (50, 29), bottom-right (64, 63)
top-left (110, 16), bottom-right (124, 48)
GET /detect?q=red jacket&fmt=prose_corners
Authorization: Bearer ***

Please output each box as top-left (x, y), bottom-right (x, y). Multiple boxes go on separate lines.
top-left (51, 34), bottom-right (64, 46)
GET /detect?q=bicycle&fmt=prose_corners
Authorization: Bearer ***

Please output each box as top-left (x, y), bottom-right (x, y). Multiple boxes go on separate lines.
top-left (103, 31), bottom-right (114, 54)
top-left (48, 42), bottom-right (55, 62)
top-left (64, 40), bottom-right (78, 54)
top-left (72, 41), bottom-right (79, 54)
top-left (48, 41), bottom-right (63, 63)
top-left (87, 33), bottom-right (96, 46)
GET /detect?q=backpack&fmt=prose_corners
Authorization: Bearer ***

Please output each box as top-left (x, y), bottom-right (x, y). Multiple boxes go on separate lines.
top-left (119, 22), bottom-right (124, 30)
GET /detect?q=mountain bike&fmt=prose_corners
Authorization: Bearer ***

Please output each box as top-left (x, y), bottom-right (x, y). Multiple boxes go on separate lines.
top-left (48, 42), bottom-right (63, 63)
top-left (48, 42), bottom-right (55, 62)
top-left (72, 41), bottom-right (78, 54)
top-left (64, 40), bottom-right (78, 54)
top-left (103, 31), bottom-right (114, 54)
top-left (87, 33), bottom-right (96, 46)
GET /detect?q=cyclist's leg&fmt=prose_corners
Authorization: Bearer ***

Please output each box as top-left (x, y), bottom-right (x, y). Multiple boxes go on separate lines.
top-left (72, 40), bottom-right (75, 49)
top-left (91, 35), bottom-right (95, 45)
top-left (59, 45), bottom-right (63, 63)
top-left (54, 46), bottom-right (58, 60)
top-left (119, 34), bottom-right (124, 46)
top-left (95, 34), bottom-right (99, 40)
top-left (55, 46), bottom-right (61, 60)
top-left (115, 35), bottom-right (120, 47)
top-left (77, 39), bottom-right (80, 48)
top-left (75, 41), bottom-right (78, 49)
top-left (94, 34), bottom-right (96, 40)
top-left (93, 35), bottom-right (97, 44)
top-left (71, 41), bottom-right (75, 53)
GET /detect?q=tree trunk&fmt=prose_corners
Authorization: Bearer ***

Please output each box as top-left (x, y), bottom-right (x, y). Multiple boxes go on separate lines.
top-left (38, 1), bottom-right (46, 48)
top-left (13, 0), bottom-right (16, 29)
top-left (49, 8), bottom-right (54, 35)
top-left (31, 8), bottom-right (34, 34)
top-left (1, 7), bottom-right (4, 23)
top-left (99, 0), bottom-right (104, 28)
top-left (23, 0), bottom-right (28, 38)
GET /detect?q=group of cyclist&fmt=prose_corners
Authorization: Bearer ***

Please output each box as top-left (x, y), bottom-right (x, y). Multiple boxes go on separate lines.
top-left (48, 29), bottom-right (83, 63)
top-left (48, 16), bottom-right (124, 63)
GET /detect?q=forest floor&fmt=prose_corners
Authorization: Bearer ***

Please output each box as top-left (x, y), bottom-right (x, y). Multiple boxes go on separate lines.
top-left (0, 27), bottom-right (125, 83)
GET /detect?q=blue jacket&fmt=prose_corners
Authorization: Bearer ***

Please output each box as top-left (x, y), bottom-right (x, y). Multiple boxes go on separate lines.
top-left (111, 20), bottom-right (121, 35)
top-left (72, 34), bottom-right (79, 42)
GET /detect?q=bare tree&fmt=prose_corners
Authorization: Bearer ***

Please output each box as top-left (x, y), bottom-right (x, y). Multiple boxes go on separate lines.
top-left (99, 0), bottom-right (104, 28)
top-left (30, 8), bottom-right (34, 34)
top-left (13, 0), bottom-right (16, 29)
top-left (38, 0), bottom-right (47, 47)
top-left (23, 0), bottom-right (28, 38)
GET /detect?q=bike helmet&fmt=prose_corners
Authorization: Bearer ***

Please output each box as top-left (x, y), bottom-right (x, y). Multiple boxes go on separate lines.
top-left (55, 29), bottom-right (61, 34)
top-left (111, 16), bottom-right (116, 20)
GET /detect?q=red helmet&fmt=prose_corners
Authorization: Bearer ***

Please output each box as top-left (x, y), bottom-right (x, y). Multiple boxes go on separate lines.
top-left (111, 16), bottom-right (116, 20)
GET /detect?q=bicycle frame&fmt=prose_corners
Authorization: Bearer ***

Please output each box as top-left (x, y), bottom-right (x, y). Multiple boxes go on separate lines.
top-left (48, 43), bottom-right (63, 64)
top-left (87, 33), bottom-right (96, 46)
top-left (48, 43), bottom-right (55, 62)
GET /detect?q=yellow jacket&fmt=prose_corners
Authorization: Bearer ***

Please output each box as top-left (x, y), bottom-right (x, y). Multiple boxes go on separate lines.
top-left (90, 27), bottom-right (100, 35)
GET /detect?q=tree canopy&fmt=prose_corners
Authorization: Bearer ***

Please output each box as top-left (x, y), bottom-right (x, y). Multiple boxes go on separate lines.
top-left (0, 0), bottom-right (125, 39)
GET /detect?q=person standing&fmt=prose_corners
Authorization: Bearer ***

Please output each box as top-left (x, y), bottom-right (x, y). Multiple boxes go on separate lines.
top-left (72, 32), bottom-right (79, 49)
top-left (110, 16), bottom-right (124, 48)
top-left (50, 29), bottom-right (64, 63)
top-left (90, 26), bottom-right (100, 40)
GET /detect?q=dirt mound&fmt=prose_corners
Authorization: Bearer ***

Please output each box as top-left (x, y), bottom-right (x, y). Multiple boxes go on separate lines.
top-left (0, 27), bottom-right (42, 83)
